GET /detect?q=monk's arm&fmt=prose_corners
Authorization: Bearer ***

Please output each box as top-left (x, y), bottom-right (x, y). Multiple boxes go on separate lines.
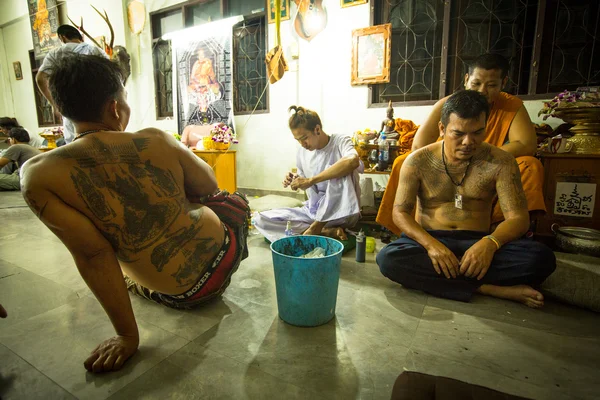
top-left (502, 105), bottom-right (537, 157)
top-left (309, 154), bottom-right (360, 185)
top-left (411, 97), bottom-right (447, 151)
top-left (492, 157), bottom-right (530, 244)
top-left (21, 162), bottom-right (139, 351)
top-left (392, 155), bottom-right (435, 247)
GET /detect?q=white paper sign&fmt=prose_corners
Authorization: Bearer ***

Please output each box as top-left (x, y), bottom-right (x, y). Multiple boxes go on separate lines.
top-left (554, 182), bottom-right (596, 218)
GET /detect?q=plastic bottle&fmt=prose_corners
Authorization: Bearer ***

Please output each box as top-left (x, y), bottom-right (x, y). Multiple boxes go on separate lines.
top-left (377, 132), bottom-right (389, 171)
top-left (355, 230), bottom-right (366, 262)
top-left (248, 212), bottom-right (259, 236)
top-left (285, 221), bottom-right (293, 237)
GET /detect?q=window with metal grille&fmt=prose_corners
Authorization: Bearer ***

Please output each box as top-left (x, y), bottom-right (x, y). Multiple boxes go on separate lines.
top-left (233, 17), bottom-right (269, 114)
top-left (29, 50), bottom-right (62, 127)
top-left (150, 8), bottom-right (183, 119)
top-left (371, 0), bottom-right (600, 106)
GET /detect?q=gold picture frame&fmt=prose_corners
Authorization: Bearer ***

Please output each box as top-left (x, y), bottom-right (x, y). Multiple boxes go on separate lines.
top-left (341, 0), bottom-right (368, 8)
top-left (267, 0), bottom-right (291, 24)
top-left (351, 24), bottom-right (391, 85)
top-left (13, 61), bottom-right (23, 80)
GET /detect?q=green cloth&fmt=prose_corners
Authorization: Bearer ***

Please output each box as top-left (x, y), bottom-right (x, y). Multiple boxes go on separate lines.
top-left (0, 170), bottom-right (20, 191)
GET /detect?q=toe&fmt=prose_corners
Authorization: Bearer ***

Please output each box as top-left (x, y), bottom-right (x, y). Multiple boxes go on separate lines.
top-left (526, 298), bottom-right (544, 309)
top-left (535, 292), bottom-right (544, 301)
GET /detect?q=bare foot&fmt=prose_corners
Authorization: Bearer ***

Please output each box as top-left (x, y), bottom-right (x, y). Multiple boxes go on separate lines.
top-left (321, 227), bottom-right (348, 241)
top-left (303, 226), bottom-right (323, 236)
top-left (477, 284), bottom-right (545, 308)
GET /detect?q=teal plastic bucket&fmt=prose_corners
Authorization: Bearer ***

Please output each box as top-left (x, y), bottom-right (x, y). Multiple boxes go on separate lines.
top-left (270, 235), bottom-right (343, 327)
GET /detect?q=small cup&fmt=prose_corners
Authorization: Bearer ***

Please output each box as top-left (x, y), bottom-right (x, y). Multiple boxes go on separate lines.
top-left (365, 237), bottom-right (376, 253)
top-left (550, 134), bottom-right (573, 154)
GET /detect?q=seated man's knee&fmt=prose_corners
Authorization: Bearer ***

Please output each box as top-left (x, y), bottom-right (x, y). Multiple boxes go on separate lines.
top-left (252, 213), bottom-right (263, 228)
top-left (253, 213), bottom-right (273, 231)
top-left (376, 245), bottom-right (396, 277)
top-left (376, 242), bottom-right (426, 280)
top-left (529, 241), bottom-right (556, 277)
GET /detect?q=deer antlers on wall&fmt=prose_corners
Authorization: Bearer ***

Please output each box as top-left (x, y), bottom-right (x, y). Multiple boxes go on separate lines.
top-left (68, 6), bottom-right (131, 83)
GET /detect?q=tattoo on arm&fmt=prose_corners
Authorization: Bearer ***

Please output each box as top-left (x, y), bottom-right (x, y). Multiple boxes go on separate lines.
top-left (394, 201), bottom-right (415, 214)
top-left (497, 160), bottom-right (528, 214)
top-left (394, 154), bottom-right (421, 214)
top-left (23, 190), bottom-right (48, 219)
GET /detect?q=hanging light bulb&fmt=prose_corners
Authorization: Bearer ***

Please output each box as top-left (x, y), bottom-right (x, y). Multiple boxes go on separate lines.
top-left (305, 8), bottom-right (326, 36)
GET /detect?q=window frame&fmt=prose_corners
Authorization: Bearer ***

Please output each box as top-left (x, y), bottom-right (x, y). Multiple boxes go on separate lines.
top-left (368, 0), bottom-right (600, 108)
top-left (232, 13), bottom-right (270, 115)
top-left (29, 50), bottom-right (61, 127)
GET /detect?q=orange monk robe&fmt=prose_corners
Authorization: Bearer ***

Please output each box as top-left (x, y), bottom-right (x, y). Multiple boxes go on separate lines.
top-left (376, 92), bottom-right (546, 235)
top-left (394, 118), bottom-right (419, 151)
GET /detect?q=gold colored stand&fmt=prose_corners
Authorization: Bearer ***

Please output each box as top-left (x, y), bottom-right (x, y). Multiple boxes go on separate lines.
top-left (553, 107), bottom-right (600, 154)
top-left (39, 133), bottom-right (61, 149)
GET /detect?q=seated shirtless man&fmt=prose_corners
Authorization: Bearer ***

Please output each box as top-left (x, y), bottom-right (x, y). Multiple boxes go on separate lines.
top-left (20, 55), bottom-right (250, 373)
top-left (254, 106), bottom-right (363, 242)
top-left (376, 90), bottom-right (555, 308)
top-left (377, 53), bottom-right (545, 235)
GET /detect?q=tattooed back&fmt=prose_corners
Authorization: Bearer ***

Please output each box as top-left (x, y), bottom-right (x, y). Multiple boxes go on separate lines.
top-left (400, 142), bottom-right (527, 232)
top-left (22, 129), bottom-right (224, 295)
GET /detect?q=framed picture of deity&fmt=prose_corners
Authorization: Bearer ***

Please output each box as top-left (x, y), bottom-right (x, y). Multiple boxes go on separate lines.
top-left (351, 24), bottom-right (391, 85)
top-left (267, 0), bottom-right (291, 24)
top-left (27, 0), bottom-right (62, 60)
top-left (341, 0), bottom-right (368, 8)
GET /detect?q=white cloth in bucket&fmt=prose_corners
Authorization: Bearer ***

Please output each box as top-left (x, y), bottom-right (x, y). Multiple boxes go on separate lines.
top-left (301, 247), bottom-right (326, 258)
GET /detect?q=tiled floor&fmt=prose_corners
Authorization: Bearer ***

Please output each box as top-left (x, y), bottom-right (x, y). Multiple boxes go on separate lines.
top-left (0, 191), bottom-right (598, 400)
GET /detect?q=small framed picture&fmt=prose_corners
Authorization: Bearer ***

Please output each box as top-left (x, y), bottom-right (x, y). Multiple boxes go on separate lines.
top-left (13, 61), bottom-right (23, 80)
top-left (267, 0), bottom-right (291, 24)
top-left (341, 0), bottom-right (368, 8)
top-left (351, 24), bottom-right (392, 85)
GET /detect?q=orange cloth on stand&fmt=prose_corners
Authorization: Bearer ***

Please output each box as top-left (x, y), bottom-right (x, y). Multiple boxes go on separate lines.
top-left (394, 118), bottom-right (419, 151)
top-left (376, 93), bottom-right (546, 235)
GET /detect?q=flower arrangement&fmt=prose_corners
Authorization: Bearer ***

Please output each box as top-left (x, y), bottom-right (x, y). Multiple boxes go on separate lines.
top-left (39, 126), bottom-right (64, 137)
top-left (538, 89), bottom-right (600, 120)
top-left (538, 90), bottom-right (581, 120)
top-left (210, 122), bottom-right (237, 144)
top-left (353, 128), bottom-right (378, 144)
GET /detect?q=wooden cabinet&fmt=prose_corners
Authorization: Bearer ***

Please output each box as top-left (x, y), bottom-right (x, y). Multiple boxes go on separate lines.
top-left (192, 150), bottom-right (237, 193)
top-left (536, 153), bottom-right (600, 238)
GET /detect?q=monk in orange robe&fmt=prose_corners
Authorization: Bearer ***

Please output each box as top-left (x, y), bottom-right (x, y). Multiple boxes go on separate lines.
top-left (377, 54), bottom-right (545, 235)
top-left (188, 48), bottom-right (221, 113)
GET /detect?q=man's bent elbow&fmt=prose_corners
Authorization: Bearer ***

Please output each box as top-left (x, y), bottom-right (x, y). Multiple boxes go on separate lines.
top-left (74, 245), bottom-right (115, 265)
top-left (35, 71), bottom-right (45, 88)
top-left (392, 209), bottom-right (412, 231)
top-left (506, 214), bottom-right (530, 237)
top-left (524, 141), bottom-right (537, 157)
top-left (349, 154), bottom-right (360, 170)
top-left (207, 179), bottom-right (218, 195)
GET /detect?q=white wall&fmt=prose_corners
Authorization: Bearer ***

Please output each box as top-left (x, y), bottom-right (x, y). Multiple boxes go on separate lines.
top-left (1, 0), bottom-right (560, 191)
